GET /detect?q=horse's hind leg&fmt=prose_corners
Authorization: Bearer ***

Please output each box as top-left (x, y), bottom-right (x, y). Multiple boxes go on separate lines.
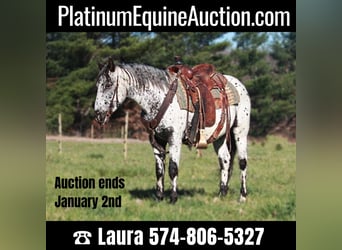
top-left (214, 136), bottom-right (234, 196)
top-left (232, 123), bottom-right (249, 202)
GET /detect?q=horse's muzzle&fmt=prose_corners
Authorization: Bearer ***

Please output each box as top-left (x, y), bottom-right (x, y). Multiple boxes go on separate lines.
top-left (94, 111), bottom-right (108, 125)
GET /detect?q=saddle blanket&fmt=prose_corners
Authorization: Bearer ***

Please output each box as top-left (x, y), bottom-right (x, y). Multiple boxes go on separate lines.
top-left (175, 77), bottom-right (240, 112)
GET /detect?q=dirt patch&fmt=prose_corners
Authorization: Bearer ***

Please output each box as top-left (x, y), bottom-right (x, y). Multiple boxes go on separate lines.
top-left (46, 135), bottom-right (148, 144)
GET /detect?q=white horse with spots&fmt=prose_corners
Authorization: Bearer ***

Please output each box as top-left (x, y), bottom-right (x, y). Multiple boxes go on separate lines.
top-left (94, 57), bottom-right (251, 203)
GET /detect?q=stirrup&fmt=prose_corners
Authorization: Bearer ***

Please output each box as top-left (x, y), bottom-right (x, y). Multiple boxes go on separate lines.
top-left (196, 129), bottom-right (208, 149)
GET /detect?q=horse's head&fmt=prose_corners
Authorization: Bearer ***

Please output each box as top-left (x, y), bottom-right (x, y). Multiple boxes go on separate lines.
top-left (94, 57), bottom-right (127, 125)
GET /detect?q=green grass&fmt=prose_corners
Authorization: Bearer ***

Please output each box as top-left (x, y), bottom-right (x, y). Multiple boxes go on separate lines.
top-left (46, 136), bottom-right (295, 221)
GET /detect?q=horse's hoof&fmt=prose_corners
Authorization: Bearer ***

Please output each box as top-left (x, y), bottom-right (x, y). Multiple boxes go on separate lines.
top-left (156, 190), bottom-right (164, 201)
top-left (170, 191), bottom-right (178, 204)
top-left (239, 188), bottom-right (247, 202)
top-left (239, 195), bottom-right (247, 203)
top-left (219, 185), bottom-right (228, 196)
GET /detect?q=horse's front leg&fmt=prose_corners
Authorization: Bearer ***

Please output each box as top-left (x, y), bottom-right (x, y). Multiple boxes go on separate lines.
top-left (168, 138), bottom-right (182, 204)
top-left (153, 143), bottom-right (167, 201)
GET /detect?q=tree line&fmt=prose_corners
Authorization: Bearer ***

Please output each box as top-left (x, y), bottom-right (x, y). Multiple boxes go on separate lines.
top-left (46, 32), bottom-right (295, 138)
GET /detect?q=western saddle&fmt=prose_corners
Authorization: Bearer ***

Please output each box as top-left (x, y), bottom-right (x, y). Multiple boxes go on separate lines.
top-left (167, 56), bottom-right (230, 149)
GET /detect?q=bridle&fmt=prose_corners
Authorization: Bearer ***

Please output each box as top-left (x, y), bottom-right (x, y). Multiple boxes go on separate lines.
top-left (96, 65), bottom-right (120, 123)
top-left (104, 73), bottom-right (119, 120)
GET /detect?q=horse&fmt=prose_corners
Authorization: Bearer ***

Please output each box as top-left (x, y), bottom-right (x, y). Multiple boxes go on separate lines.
top-left (94, 57), bottom-right (251, 203)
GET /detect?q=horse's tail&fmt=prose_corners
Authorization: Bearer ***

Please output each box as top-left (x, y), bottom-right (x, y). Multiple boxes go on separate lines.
top-left (229, 128), bottom-right (237, 161)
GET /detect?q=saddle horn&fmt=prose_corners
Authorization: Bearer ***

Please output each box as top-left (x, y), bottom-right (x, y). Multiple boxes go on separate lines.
top-left (174, 55), bottom-right (183, 65)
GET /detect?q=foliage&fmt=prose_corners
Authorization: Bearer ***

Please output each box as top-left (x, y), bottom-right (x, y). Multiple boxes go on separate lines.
top-left (46, 62), bottom-right (98, 133)
top-left (270, 32), bottom-right (296, 73)
top-left (46, 32), bottom-right (296, 137)
top-left (46, 33), bottom-right (96, 77)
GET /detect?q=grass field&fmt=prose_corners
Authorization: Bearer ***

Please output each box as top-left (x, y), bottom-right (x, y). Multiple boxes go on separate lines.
top-left (46, 135), bottom-right (295, 221)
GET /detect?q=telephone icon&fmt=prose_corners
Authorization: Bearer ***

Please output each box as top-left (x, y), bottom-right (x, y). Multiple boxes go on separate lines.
top-left (73, 231), bottom-right (92, 245)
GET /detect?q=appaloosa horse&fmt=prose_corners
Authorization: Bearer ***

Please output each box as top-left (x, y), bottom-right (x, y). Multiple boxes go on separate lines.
top-left (94, 57), bottom-right (251, 203)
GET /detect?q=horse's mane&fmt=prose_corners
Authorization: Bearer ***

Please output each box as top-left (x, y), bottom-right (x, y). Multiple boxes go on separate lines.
top-left (119, 63), bottom-right (170, 91)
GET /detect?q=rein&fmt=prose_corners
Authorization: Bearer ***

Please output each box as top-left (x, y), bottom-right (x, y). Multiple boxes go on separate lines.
top-left (141, 78), bottom-right (178, 154)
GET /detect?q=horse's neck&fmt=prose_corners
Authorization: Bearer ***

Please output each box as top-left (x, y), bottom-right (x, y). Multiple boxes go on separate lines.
top-left (120, 67), bottom-right (167, 119)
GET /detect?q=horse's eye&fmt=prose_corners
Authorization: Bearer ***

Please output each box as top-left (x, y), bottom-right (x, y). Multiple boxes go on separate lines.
top-left (103, 82), bottom-right (112, 89)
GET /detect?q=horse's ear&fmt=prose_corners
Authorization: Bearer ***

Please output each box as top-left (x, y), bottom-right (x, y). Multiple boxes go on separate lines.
top-left (98, 62), bottom-right (104, 70)
top-left (108, 57), bottom-right (115, 72)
